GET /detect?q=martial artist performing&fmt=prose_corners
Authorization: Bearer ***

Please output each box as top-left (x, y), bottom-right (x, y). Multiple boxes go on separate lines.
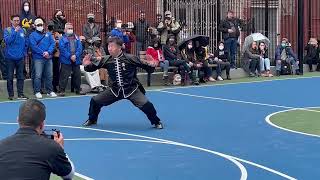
top-left (82, 36), bottom-right (163, 129)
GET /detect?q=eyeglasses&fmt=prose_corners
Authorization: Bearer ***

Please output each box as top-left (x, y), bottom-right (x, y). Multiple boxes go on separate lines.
top-left (36, 24), bottom-right (43, 27)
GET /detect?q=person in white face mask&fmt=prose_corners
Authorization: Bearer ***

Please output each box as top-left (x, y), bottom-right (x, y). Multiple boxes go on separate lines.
top-left (29, 18), bottom-right (57, 99)
top-left (210, 41), bottom-right (231, 80)
top-left (19, 1), bottom-right (36, 32)
top-left (58, 23), bottom-right (83, 96)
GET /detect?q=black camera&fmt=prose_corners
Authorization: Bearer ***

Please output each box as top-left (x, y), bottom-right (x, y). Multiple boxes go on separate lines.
top-left (41, 129), bottom-right (60, 139)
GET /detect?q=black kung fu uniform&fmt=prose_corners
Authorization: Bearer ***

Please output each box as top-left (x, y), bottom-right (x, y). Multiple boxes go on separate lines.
top-left (84, 53), bottom-right (162, 125)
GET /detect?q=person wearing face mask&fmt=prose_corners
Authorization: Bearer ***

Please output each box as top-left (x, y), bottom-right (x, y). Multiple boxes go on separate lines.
top-left (80, 37), bottom-right (107, 94)
top-left (29, 18), bottom-right (57, 99)
top-left (20, 0), bottom-right (36, 34)
top-left (211, 42), bottom-right (231, 80)
top-left (163, 35), bottom-right (190, 85)
top-left (275, 38), bottom-right (300, 76)
top-left (304, 38), bottom-right (319, 72)
top-left (58, 23), bottom-right (83, 96)
top-left (133, 10), bottom-right (150, 56)
top-left (181, 40), bottom-right (201, 85)
top-left (146, 38), bottom-right (170, 85)
top-left (242, 41), bottom-right (261, 77)
top-left (83, 13), bottom-right (101, 49)
top-left (52, 9), bottom-right (67, 34)
top-left (110, 19), bottom-right (129, 45)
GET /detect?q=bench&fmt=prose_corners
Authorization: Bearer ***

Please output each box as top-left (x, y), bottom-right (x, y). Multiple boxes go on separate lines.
top-left (139, 51), bottom-right (217, 86)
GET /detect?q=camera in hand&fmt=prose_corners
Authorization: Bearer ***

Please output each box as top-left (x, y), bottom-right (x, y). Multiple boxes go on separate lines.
top-left (41, 129), bottom-right (60, 139)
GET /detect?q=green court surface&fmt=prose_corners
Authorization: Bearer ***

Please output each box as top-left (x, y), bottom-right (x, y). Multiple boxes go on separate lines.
top-left (269, 108), bottom-right (320, 136)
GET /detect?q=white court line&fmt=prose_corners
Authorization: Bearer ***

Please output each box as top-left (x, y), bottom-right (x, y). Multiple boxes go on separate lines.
top-left (0, 122), bottom-right (296, 180)
top-left (265, 107), bottom-right (320, 138)
top-left (74, 172), bottom-right (94, 180)
top-left (0, 75), bottom-right (319, 104)
top-left (159, 90), bottom-right (296, 109)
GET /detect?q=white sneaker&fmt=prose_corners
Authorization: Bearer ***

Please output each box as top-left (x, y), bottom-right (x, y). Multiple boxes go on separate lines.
top-left (217, 76), bottom-right (224, 81)
top-left (47, 92), bottom-right (57, 98)
top-left (35, 92), bottom-right (42, 99)
top-left (208, 77), bottom-right (216, 82)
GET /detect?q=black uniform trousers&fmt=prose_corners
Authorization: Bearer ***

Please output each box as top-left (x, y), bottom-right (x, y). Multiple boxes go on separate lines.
top-left (88, 88), bottom-right (161, 125)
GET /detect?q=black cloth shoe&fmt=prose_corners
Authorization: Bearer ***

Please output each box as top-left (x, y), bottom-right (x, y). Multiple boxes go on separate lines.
top-left (276, 70), bottom-right (281, 76)
top-left (17, 94), bottom-right (29, 100)
top-left (58, 92), bottom-right (65, 97)
top-left (8, 96), bottom-right (14, 101)
top-left (83, 119), bottom-right (97, 126)
top-left (226, 76), bottom-right (232, 80)
top-left (154, 122), bottom-right (164, 129)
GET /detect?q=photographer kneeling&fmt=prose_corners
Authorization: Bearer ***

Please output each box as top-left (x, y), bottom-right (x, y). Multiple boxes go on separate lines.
top-left (0, 99), bottom-right (74, 180)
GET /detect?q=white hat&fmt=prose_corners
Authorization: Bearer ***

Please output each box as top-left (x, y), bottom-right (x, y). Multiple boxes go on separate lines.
top-left (34, 18), bottom-right (44, 25)
top-left (165, 11), bottom-right (172, 18)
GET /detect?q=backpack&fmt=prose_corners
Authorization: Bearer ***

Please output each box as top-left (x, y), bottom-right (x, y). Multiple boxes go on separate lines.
top-left (280, 60), bottom-right (292, 75)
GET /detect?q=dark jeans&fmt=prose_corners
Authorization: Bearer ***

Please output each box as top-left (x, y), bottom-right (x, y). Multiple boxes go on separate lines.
top-left (0, 48), bottom-right (7, 79)
top-left (305, 57), bottom-right (318, 71)
top-left (59, 64), bottom-right (81, 93)
top-left (169, 59), bottom-right (190, 80)
top-left (224, 38), bottom-right (238, 67)
top-left (52, 57), bottom-right (60, 92)
top-left (6, 59), bottom-right (25, 97)
top-left (216, 61), bottom-right (231, 76)
top-left (249, 59), bottom-right (260, 74)
top-left (88, 88), bottom-right (161, 125)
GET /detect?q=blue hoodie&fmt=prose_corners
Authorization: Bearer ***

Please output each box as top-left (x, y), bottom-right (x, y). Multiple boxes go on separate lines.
top-left (29, 31), bottom-right (55, 60)
top-left (59, 34), bottom-right (82, 65)
top-left (4, 26), bottom-right (28, 60)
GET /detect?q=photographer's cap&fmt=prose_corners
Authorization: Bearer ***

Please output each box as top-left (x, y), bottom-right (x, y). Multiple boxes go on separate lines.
top-left (92, 37), bottom-right (101, 42)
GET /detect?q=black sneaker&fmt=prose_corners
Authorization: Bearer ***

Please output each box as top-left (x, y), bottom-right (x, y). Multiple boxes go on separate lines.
top-left (154, 122), bottom-right (164, 129)
top-left (17, 94), bottom-right (29, 100)
top-left (58, 92), bottom-right (65, 97)
top-left (8, 96), bottom-right (14, 101)
top-left (82, 119), bottom-right (97, 126)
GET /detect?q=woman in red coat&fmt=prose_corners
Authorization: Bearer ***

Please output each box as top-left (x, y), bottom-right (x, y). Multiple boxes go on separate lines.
top-left (146, 38), bottom-right (170, 85)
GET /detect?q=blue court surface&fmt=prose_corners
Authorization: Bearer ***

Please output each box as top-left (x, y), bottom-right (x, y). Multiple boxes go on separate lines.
top-left (1, 77), bottom-right (320, 180)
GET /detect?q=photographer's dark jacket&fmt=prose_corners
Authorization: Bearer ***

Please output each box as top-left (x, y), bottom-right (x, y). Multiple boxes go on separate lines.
top-left (84, 53), bottom-right (154, 98)
top-left (0, 127), bottom-right (73, 180)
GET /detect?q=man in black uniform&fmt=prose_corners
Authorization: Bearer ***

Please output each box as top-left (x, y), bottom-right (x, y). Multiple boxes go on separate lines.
top-left (82, 36), bottom-right (163, 129)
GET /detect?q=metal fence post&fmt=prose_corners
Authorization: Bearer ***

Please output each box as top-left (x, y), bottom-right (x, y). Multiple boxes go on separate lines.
top-left (265, 0), bottom-right (269, 37)
top-left (298, 0), bottom-right (304, 74)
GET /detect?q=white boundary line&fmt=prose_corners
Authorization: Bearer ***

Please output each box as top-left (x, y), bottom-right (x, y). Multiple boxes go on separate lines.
top-left (0, 122), bottom-right (296, 180)
top-left (159, 90), bottom-right (296, 109)
top-left (265, 107), bottom-right (320, 138)
top-left (74, 172), bottom-right (94, 180)
top-left (0, 75), bottom-right (319, 104)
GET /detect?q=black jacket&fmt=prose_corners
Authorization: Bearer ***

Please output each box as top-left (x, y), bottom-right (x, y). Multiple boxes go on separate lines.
top-left (52, 17), bottom-right (67, 34)
top-left (84, 53), bottom-right (154, 98)
top-left (214, 49), bottom-right (229, 61)
top-left (218, 18), bottom-right (242, 40)
top-left (163, 44), bottom-right (180, 61)
top-left (304, 44), bottom-right (319, 61)
top-left (134, 19), bottom-right (149, 42)
top-left (0, 128), bottom-right (73, 180)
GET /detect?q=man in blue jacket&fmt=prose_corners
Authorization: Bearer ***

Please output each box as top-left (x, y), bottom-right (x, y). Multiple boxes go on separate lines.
top-left (58, 23), bottom-right (82, 96)
top-left (110, 19), bottom-right (129, 45)
top-left (275, 38), bottom-right (300, 76)
top-left (29, 18), bottom-right (57, 99)
top-left (4, 15), bottom-right (28, 100)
